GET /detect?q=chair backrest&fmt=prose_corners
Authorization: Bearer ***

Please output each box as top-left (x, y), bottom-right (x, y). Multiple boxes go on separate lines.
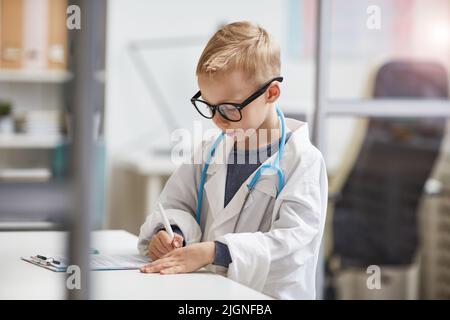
top-left (374, 60), bottom-right (448, 98)
top-left (333, 60), bottom-right (449, 267)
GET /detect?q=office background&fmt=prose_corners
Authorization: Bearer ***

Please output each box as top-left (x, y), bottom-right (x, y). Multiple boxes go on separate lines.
top-left (0, 0), bottom-right (449, 299)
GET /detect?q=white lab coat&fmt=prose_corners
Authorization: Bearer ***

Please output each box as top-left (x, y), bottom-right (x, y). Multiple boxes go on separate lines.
top-left (138, 118), bottom-right (328, 299)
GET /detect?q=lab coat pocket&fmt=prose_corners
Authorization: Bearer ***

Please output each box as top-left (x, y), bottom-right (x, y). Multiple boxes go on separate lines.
top-left (243, 178), bottom-right (277, 210)
top-left (236, 178), bottom-right (278, 233)
top-left (252, 178), bottom-right (278, 197)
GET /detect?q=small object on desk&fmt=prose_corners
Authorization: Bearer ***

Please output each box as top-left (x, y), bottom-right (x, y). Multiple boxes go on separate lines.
top-left (25, 254), bottom-right (67, 272)
top-left (157, 202), bottom-right (174, 240)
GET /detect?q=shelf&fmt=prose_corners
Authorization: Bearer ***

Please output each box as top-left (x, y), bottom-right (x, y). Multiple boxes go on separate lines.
top-left (0, 168), bottom-right (51, 182)
top-left (0, 134), bottom-right (65, 149)
top-left (325, 99), bottom-right (450, 117)
top-left (0, 221), bottom-right (62, 231)
top-left (0, 69), bottom-right (72, 83)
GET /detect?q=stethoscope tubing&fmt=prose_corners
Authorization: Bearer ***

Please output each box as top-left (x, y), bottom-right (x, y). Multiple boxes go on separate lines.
top-left (196, 106), bottom-right (287, 225)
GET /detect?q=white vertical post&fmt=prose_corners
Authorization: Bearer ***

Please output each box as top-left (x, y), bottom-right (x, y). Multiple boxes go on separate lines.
top-left (67, 0), bottom-right (107, 300)
top-left (312, 0), bottom-right (332, 300)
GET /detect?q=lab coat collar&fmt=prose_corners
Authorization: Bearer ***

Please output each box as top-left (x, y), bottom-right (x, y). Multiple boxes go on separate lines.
top-left (205, 118), bottom-right (309, 175)
top-left (205, 134), bottom-right (235, 176)
top-left (203, 119), bottom-right (310, 229)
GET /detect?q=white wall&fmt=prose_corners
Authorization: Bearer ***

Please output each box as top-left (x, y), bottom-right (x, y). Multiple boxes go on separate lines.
top-left (105, 0), bottom-right (296, 155)
top-left (105, 0), bottom-right (449, 158)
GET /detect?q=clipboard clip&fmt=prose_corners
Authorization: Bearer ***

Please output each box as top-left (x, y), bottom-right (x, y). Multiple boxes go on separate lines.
top-left (31, 254), bottom-right (63, 268)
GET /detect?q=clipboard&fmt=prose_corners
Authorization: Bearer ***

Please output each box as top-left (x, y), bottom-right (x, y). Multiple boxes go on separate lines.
top-left (21, 255), bottom-right (68, 272)
top-left (21, 253), bottom-right (151, 272)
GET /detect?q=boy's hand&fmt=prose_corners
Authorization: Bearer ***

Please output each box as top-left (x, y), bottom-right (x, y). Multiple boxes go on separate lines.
top-left (148, 230), bottom-right (184, 261)
top-left (140, 242), bottom-right (215, 274)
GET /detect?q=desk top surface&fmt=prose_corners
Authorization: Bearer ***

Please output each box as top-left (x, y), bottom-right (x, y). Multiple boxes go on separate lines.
top-left (0, 230), bottom-right (271, 300)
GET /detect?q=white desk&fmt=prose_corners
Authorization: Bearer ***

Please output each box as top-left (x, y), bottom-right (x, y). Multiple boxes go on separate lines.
top-left (0, 230), bottom-right (271, 300)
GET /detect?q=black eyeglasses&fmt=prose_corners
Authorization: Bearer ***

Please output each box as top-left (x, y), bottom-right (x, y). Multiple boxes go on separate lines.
top-left (191, 76), bottom-right (283, 122)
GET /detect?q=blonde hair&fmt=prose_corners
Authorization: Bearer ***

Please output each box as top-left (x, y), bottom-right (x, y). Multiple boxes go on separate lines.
top-left (196, 21), bottom-right (281, 83)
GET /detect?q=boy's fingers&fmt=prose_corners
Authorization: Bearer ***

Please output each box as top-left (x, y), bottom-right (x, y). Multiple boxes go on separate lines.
top-left (144, 260), bottom-right (178, 273)
top-left (140, 263), bottom-right (153, 273)
top-left (148, 251), bottom-right (157, 261)
top-left (149, 249), bottom-right (160, 261)
top-left (156, 234), bottom-right (172, 252)
top-left (160, 266), bottom-right (182, 275)
top-left (154, 242), bottom-right (166, 256)
top-left (141, 266), bottom-right (158, 273)
top-left (162, 248), bottom-right (181, 259)
top-left (172, 237), bottom-right (183, 248)
top-left (159, 231), bottom-right (173, 248)
top-left (149, 257), bottom-right (174, 267)
top-left (147, 244), bottom-right (154, 258)
top-left (150, 245), bottom-right (165, 259)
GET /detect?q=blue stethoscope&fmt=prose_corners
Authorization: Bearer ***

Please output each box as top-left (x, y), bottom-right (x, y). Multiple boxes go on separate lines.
top-left (196, 106), bottom-right (287, 225)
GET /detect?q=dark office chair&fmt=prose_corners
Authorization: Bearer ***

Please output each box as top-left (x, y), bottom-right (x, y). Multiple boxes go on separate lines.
top-left (332, 60), bottom-right (449, 267)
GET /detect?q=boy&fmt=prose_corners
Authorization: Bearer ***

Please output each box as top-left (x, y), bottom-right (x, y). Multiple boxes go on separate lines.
top-left (138, 21), bottom-right (328, 299)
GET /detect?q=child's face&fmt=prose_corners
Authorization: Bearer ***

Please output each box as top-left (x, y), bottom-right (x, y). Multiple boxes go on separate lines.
top-left (198, 70), bottom-right (278, 141)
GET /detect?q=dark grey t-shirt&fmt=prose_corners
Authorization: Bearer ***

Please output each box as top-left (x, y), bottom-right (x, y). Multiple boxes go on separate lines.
top-left (224, 131), bottom-right (293, 207)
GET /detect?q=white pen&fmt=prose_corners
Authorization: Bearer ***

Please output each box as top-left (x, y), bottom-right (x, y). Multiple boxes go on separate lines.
top-left (157, 202), bottom-right (174, 240)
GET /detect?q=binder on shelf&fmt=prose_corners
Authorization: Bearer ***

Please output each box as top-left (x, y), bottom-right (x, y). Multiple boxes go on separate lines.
top-left (0, 0), bottom-right (24, 69)
top-left (23, 0), bottom-right (48, 69)
top-left (47, 0), bottom-right (67, 70)
top-left (0, 0), bottom-right (68, 71)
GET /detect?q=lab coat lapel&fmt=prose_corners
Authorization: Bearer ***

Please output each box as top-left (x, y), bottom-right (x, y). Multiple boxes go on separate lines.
top-left (204, 135), bottom-right (234, 219)
top-left (208, 152), bottom-right (281, 233)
